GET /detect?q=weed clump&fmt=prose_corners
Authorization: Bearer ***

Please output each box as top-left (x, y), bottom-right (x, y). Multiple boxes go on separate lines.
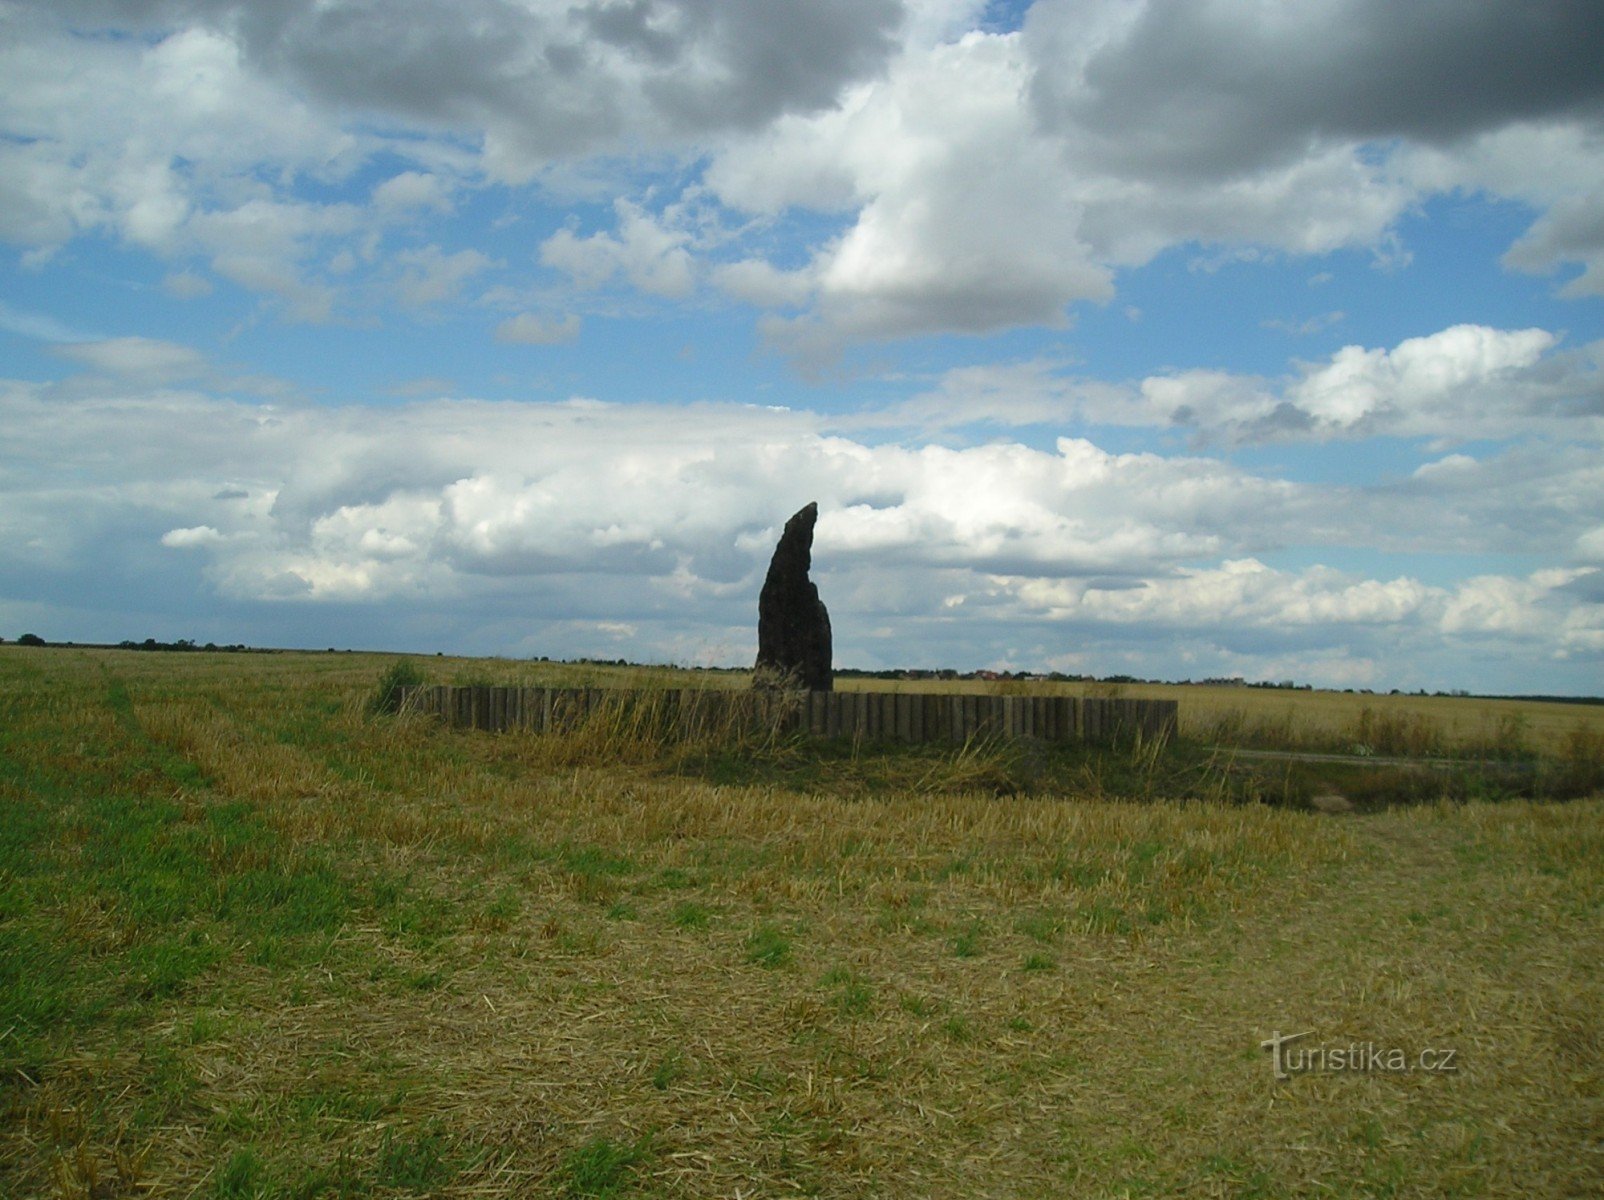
top-left (367, 659), bottom-right (427, 715)
top-left (1542, 721), bottom-right (1604, 799)
top-left (563, 1134), bottom-right (652, 1198)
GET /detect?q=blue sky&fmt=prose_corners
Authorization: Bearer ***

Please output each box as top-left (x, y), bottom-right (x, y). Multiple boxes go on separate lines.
top-left (2, 0), bottom-right (1602, 694)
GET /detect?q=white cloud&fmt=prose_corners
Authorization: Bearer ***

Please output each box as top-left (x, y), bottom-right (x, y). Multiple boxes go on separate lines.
top-left (494, 313), bottom-right (582, 345)
top-left (1502, 190), bottom-right (1604, 298)
top-left (1012, 559), bottom-right (1442, 629)
top-left (694, 2), bottom-right (1604, 354)
top-left (712, 31), bottom-right (1111, 352)
top-left (161, 525), bottom-right (226, 549)
top-left (882, 325), bottom-right (1603, 447)
top-left (4, 365), bottom-right (1600, 687)
top-left (711, 259), bottom-right (815, 309)
top-left (372, 171), bottom-right (454, 216)
top-left (54, 337), bottom-right (211, 383)
top-left (541, 201), bottom-right (697, 299)
top-left (0, 302), bottom-right (98, 344)
top-left (392, 246), bottom-right (496, 307)
top-left (5, 1), bottom-right (1600, 350)
top-left (1283, 325), bottom-right (1555, 433)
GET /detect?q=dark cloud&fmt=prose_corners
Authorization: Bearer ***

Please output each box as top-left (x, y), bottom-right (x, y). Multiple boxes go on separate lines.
top-left (25, 0), bottom-right (905, 164)
top-left (1027, 0), bottom-right (1604, 180)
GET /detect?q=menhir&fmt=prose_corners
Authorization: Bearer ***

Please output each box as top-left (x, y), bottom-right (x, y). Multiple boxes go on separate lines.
top-left (755, 502), bottom-right (833, 691)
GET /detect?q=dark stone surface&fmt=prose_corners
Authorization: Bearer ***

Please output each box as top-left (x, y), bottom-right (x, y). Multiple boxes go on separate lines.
top-left (755, 502), bottom-right (833, 691)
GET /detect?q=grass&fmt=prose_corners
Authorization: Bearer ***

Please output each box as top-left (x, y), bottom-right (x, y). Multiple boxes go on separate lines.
top-left (0, 645), bottom-right (1601, 1197)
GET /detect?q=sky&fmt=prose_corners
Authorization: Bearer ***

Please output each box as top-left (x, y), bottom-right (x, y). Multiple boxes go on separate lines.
top-left (2, 0), bottom-right (1602, 695)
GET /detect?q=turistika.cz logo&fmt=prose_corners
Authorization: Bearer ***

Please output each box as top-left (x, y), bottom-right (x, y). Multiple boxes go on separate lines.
top-left (1260, 1030), bottom-right (1460, 1081)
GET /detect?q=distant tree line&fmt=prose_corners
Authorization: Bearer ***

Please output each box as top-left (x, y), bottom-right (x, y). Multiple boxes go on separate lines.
top-left (3, 637), bottom-right (1597, 704)
top-left (5, 634), bottom-right (258, 653)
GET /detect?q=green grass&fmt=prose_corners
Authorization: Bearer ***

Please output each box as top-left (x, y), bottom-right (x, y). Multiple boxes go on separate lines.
top-left (669, 900), bottom-right (712, 930)
top-left (563, 1135), bottom-right (652, 1198)
top-left (744, 924), bottom-right (793, 969)
top-left (0, 646), bottom-right (1600, 1198)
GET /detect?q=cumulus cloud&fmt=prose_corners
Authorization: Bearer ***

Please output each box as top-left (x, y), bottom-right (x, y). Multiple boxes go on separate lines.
top-left (710, 31), bottom-right (1111, 351)
top-left (5, 0), bottom-right (1600, 345)
top-left (392, 245), bottom-right (496, 307)
top-left (541, 201), bottom-right (697, 298)
top-left (3, 359), bottom-right (1599, 686)
top-left (372, 171), bottom-right (455, 216)
top-left (878, 325), bottom-right (1604, 448)
top-left (694, 1), bottom-right (1604, 354)
top-left (1023, 1), bottom-right (1604, 181)
top-left (12, 0), bottom-right (905, 176)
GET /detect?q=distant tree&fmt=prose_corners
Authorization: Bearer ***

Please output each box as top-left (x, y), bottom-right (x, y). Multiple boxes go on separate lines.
top-left (17, 633), bottom-right (46, 646)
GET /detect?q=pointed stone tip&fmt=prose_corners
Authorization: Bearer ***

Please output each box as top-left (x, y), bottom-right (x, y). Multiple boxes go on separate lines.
top-left (781, 502), bottom-right (818, 542)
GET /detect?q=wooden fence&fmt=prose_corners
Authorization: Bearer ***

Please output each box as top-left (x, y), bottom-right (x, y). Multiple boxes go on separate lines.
top-left (396, 685), bottom-right (1177, 745)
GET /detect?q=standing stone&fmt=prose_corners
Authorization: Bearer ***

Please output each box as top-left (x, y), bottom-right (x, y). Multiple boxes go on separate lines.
top-left (755, 502), bottom-right (833, 691)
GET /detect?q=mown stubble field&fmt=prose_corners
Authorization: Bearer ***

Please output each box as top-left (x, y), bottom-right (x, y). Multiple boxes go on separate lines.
top-left (1, 647), bottom-right (1600, 1198)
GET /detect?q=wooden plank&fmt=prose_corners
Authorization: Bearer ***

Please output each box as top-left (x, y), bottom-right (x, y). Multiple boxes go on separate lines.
top-left (1091, 698), bottom-right (1108, 742)
top-left (414, 686), bottom-right (1184, 747)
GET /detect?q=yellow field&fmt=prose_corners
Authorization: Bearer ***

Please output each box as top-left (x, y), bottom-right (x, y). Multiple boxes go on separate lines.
top-left (1, 646), bottom-right (1600, 1197)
